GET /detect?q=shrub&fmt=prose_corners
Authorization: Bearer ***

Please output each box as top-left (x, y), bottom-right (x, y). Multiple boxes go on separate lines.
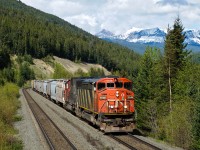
top-left (0, 83), bottom-right (22, 149)
top-left (53, 62), bottom-right (72, 79)
top-left (158, 100), bottom-right (193, 149)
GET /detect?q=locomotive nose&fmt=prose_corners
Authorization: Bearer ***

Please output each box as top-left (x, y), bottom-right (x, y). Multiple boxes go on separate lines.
top-left (115, 90), bottom-right (126, 100)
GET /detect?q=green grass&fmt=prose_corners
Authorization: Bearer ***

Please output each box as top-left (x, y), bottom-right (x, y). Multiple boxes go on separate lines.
top-left (0, 83), bottom-right (23, 149)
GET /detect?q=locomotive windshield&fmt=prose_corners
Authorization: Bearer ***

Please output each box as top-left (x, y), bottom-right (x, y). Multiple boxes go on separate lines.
top-left (124, 82), bottom-right (132, 90)
top-left (107, 83), bottom-right (114, 88)
top-left (115, 82), bottom-right (123, 88)
top-left (98, 82), bottom-right (105, 90)
top-left (97, 81), bottom-right (132, 90)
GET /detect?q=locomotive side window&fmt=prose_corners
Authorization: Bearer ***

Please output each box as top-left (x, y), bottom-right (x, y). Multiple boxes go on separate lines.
top-left (124, 82), bottom-right (132, 90)
top-left (98, 82), bottom-right (105, 90)
top-left (107, 83), bottom-right (114, 88)
top-left (115, 82), bottom-right (123, 88)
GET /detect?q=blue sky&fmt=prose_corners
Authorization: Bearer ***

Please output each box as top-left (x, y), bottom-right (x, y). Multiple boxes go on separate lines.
top-left (21, 0), bottom-right (200, 34)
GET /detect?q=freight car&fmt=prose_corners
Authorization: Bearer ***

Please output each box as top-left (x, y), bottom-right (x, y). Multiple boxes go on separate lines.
top-left (50, 80), bottom-right (57, 102)
top-left (46, 79), bottom-right (55, 99)
top-left (32, 76), bottom-right (135, 132)
top-left (33, 80), bottom-right (40, 92)
top-left (56, 79), bottom-right (69, 104)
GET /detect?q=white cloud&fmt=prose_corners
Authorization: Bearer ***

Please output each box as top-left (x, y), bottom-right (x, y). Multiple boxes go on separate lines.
top-left (49, 1), bottom-right (84, 16)
top-left (156, 0), bottom-right (189, 6)
top-left (66, 14), bottom-right (97, 27)
top-left (21, 0), bottom-right (52, 13)
top-left (21, 0), bottom-right (200, 34)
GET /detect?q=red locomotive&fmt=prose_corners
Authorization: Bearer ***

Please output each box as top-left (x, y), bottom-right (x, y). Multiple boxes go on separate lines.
top-left (32, 76), bottom-right (136, 132)
top-left (64, 76), bottom-right (135, 132)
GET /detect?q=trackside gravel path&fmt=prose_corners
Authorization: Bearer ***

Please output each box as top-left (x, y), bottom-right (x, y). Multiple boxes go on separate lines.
top-left (14, 89), bottom-right (48, 150)
top-left (26, 89), bottom-right (128, 150)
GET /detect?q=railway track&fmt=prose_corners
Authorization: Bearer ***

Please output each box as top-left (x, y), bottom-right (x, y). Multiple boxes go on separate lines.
top-left (22, 89), bottom-right (77, 150)
top-left (109, 133), bottom-right (162, 150)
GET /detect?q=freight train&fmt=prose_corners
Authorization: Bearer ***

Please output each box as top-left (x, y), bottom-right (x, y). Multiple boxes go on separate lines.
top-left (31, 76), bottom-right (136, 132)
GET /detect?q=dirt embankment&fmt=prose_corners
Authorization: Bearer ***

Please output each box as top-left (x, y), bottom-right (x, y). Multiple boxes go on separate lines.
top-left (32, 56), bottom-right (111, 78)
top-left (53, 56), bottom-right (111, 75)
top-left (32, 59), bottom-right (54, 78)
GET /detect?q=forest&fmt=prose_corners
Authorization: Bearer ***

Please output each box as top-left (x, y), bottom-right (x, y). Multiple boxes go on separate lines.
top-left (0, 0), bottom-right (200, 149)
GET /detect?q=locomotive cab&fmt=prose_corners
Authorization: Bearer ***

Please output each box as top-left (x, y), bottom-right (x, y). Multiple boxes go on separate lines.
top-left (95, 77), bottom-right (135, 132)
top-left (97, 79), bottom-right (134, 113)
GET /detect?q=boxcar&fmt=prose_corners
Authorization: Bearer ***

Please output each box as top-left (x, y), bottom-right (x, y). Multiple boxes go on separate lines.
top-left (38, 80), bottom-right (43, 93)
top-left (50, 80), bottom-right (57, 101)
top-left (35, 80), bottom-right (40, 92)
top-left (43, 80), bottom-right (48, 97)
top-left (56, 79), bottom-right (69, 104)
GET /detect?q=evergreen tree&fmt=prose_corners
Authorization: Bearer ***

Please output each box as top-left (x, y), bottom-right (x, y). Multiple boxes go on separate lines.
top-left (162, 17), bottom-right (192, 148)
top-left (17, 62), bottom-right (35, 86)
top-left (188, 63), bottom-right (200, 149)
top-left (135, 47), bottom-right (163, 135)
top-left (0, 45), bottom-right (11, 69)
top-left (163, 17), bottom-right (189, 111)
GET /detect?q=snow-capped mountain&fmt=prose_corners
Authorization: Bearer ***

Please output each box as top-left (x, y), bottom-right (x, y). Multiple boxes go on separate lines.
top-left (117, 27), bottom-right (142, 39)
top-left (95, 27), bottom-right (200, 46)
top-left (124, 27), bottom-right (166, 43)
top-left (96, 29), bottom-right (115, 39)
top-left (185, 29), bottom-right (200, 45)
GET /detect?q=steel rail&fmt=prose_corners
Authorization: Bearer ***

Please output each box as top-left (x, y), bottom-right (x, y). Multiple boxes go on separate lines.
top-left (109, 132), bottom-right (162, 150)
top-left (108, 134), bottom-right (137, 150)
top-left (22, 88), bottom-right (77, 150)
top-left (127, 133), bottom-right (162, 150)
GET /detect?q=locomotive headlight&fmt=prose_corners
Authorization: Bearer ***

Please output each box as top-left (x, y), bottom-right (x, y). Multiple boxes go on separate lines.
top-left (124, 105), bottom-right (127, 109)
top-left (100, 95), bottom-right (107, 100)
top-left (109, 105), bottom-right (114, 109)
top-left (127, 96), bottom-right (134, 99)
top-left (116, 91), bottom-right (119, 97)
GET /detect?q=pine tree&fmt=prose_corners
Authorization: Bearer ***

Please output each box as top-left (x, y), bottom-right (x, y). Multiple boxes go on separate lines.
top-left (162, 17), bottom-right (190, 145)
top-left (135, 47), bottom-right (163, 135)
top-left (163, 17), bottom-right (189, 111)
top-left (0, 45), bottom-right (11, 69)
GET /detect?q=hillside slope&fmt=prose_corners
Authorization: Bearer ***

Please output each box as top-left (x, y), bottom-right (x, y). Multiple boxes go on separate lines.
top-left (31, 59), bottom-right (54, 79)
top-left (31, 56), bottom-right (111, 79)
top-left (54, 56), bottom-right (111, 75)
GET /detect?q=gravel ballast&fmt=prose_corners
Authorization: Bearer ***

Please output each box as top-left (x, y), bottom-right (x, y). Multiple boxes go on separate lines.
top-left (14, 89), bottom-right (48, 150)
